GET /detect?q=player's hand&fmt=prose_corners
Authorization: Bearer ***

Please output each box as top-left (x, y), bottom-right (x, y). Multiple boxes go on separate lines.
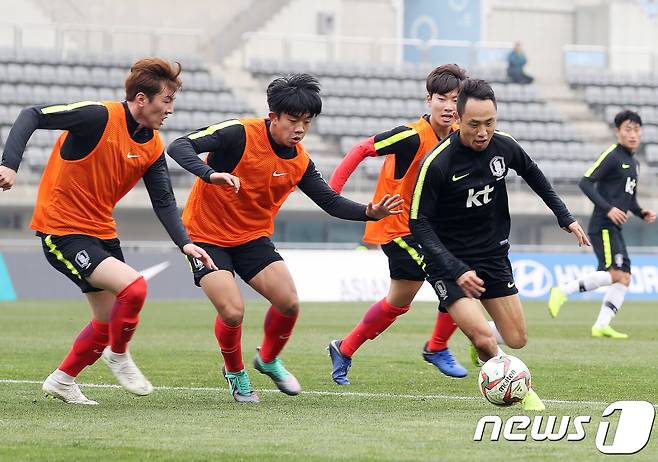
top-left (642, 209), bottom-right (656, 224)
top-left (0, 166), bottom-right (17, 191)
top-left (209, 172), bottom-right (240, 193)
top-left (607, 207), bottom-right (627, 225)
top-left (456, 270), bottom-right (485, 298)
top-left (366, 194), bottom-right (404, 220)
top-left (562, 221), bottom-right (591, 247)
top-left (182, 243), bottom-right (218, 270)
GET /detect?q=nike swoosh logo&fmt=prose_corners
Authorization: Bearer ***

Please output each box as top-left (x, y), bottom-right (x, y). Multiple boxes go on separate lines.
top-left (139, 261), bottom-right (171, 281)
top-left (507, 282), bottom-right (515, 288)
top-left (621, 163), bottom-right (630, 169)
top-left (127, 153), bottom-right (140, 158)
top-left (452, 173), bottom-right (470, 182)
top-left (273, 171), bottom-right (288, 177)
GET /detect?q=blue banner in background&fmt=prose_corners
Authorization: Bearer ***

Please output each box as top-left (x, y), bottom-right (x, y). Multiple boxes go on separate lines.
top-left (509, 252), bottom-right (658, 300)
top-left (0, 253), bottom-right (17, 301)
top-left (403, 0), bottom-right (482, 65)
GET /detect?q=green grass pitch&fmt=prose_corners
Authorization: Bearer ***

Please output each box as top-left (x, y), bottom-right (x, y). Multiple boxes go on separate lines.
top-left (1, 299), bottom-right (656, 461)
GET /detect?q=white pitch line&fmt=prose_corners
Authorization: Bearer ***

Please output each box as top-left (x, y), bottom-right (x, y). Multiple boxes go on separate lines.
top-left (3, 379), bottom-right (654, 408)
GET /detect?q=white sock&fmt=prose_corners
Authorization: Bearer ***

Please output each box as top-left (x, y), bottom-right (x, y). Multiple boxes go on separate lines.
top-left (52, 369), bottom-right (75, 385)
top-left (560, 271), bottom-right (612, 295)
top-left (594, 282), bottom-right (628, 329)
top-left (477, 345), bottom-right (506, 366)
top-left (488, 321), bottom-right (505, 344)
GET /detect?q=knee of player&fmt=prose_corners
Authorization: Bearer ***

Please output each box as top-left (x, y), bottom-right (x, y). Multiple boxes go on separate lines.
top-left (504, 330), bottom-right (528, 349)
top-left (218, 303), bottom-right (245, 324)
top-left (119, 276), bottom-right (148, 304)
top-left (278, 298), bottom-right (300, 316)
top-left (472, 333), bottom-right (497, 357)
top-left (613, 272), bottom-right (631, 286)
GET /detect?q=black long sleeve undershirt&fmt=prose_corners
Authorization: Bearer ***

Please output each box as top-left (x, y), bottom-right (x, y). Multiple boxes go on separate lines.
top-left (168, 120), bottom-right (371, 221)
top-left (1, 101), bottom-right (191, 249)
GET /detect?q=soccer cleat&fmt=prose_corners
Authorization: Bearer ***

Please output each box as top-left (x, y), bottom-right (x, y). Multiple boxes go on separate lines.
top-left (328, 339), bottom-right (352, 385)
top-left (42, 374), bottom-right (98, 405)
top-left (253, 350), bottom-right (301, 396)
top-left (223, 367), bottom-right (260, 403)
top-left (469, 343), bottom-right (480, 367)
top-left (548, 286), bottom-right (568, 318)
top-left (521, 389), bottom-right (546, 412)
top-left (101, 347), bottom-right (153, 396)
top-left (591, 325), bottom-right (628, 339)
top-left (422, 343), bottom-right (468, 378)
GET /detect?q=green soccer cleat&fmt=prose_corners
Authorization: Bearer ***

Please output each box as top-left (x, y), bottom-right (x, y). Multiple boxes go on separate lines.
top-left (591, 325), bottom-right (629, 339)
top-left (548, 287), bottom-right (567, 318)
top-left (469, 343), bottom-right (480, 367)
top-left (253, 350), bottom-right (301, 396)
top-left (223, 367), bottom-right (260, 403)
top-left (521, 389), bottom-right (545, 412)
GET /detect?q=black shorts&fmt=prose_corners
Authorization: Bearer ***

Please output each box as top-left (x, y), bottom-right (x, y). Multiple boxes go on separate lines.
top-left (187, 236), bottom-right (284, 286)
top-left (380, 235), bottom-right (427, 281)
top-left (380, 235), bottom-right (449, 313)
top-left (589, 227), bottom-right (631, 273)
top-left (426, 255), bottom-right (518, 309)
top-left (38, 232), bottom-right (124, 293)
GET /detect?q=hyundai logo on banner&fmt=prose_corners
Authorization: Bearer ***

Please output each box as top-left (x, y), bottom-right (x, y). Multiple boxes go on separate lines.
top-left (510, 252), bottom-right (658, 300)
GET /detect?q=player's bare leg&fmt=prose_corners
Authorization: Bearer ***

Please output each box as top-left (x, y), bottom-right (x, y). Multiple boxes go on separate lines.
top-left (482, 295), bottom-right (544, 411)
top-left (248, 261), bottom-right (301, 395)
top-left (43, 258), bottom-right (149, 403)
top-left (85, 258), bottom-right (153, 395)
top-left (592, 269), bottom-right (630, 339)
top-left (201, 270), bottom-right (259, 403)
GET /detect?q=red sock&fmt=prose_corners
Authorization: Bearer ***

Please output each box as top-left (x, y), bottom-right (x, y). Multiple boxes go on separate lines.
top-left (59, 319), bottom-right (109, 377)
top-left (109, 276), bottom-right (147, 353)
top-left (259, 305), bottom-right (298, 363)
top-left (427, 311), bottom-right (458, 351)
top-left (339, 298), bottom-right (409, 358)
top-left (215, 316), bottom-right (244, 372)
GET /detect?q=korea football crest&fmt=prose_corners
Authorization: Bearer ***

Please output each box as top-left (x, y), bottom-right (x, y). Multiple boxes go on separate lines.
top-left (434, 280), bottom-right (448, 300)
top-left (489, 156), bottom-right (506, 178)
top-left (75, 250), bottom-right (91, 269)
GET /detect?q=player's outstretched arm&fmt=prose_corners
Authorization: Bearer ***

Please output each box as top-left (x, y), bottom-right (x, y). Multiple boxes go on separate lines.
top-left (328, 136), bottom-right (376, 193)
top-left (562, 221), bottom-right (591, 247)
top-left (409, 155), bottom-right (470, 281)
top-left (182, 244), bottom-right (218, 270)
top-left (365, 194), bottom-right (404, 219)
top-left (299, 161), bottom-right (391, 221)
top-left (0, 166), bottom-right (17, 191)
top-left (641, 209), bottom-right (656, 224)
top-left (142, 154), bottom-right (215, 270)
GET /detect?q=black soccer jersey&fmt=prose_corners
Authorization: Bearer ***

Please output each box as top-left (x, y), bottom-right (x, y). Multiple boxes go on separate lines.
top-left (409, 130), bottom-right (574, 280)
top-left (579, 143), bottom-right (642, 233)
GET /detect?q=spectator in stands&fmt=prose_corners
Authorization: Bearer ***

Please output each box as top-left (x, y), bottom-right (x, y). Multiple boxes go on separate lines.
top-left (507, 41), bottom-right (534, 84)
top-left (326, 64), bottom-right (469, 385)
top-left (166, 73), bottom-right (403, 404)
top-left (0, 58), bottom-right (218, 405)
top-left (549, 110), bottom-right (656, 338)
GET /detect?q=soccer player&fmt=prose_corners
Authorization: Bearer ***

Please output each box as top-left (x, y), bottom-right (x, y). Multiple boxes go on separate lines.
top-left (0, 58), bottom-right (218, 405)
top-left (327, 64), bottom-right (468, 385)
top-left (548, 110), bottom-right (656, 338)
top-left (408, 79), bottom-right (590, 411)
top-left (167, 73), bottom-right (403, 403)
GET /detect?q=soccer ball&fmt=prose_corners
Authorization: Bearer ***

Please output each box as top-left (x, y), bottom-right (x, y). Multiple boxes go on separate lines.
top-left (478, 355), bottom-right (531, 406)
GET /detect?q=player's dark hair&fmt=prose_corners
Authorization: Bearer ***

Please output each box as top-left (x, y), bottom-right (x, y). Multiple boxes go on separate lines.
top-left (456, 79), bottom-right (497, 116)
top-left (125, 57), bottom-right (182, 101)
top-left (614, 110), bottom-right (642, 128)
top-left (426, 64), bottom-right (467, 96)
top-left (267, 73), bottom-right (322, 118)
